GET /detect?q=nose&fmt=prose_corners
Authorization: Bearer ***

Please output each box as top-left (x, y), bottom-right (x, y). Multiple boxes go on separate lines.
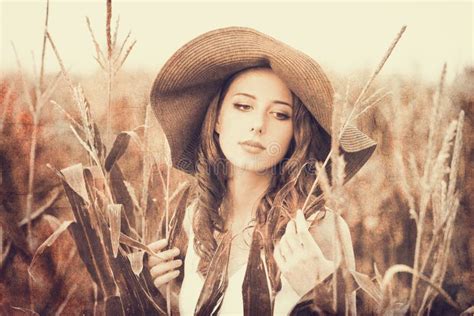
top-left (250, 112), bottom-right (266, 134)
top-left (250, 126), bottom-right (262, 133)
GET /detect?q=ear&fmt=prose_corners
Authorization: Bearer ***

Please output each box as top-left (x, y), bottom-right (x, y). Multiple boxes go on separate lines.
top-left (215, 119), bottom-right (221, 135)
top-left (210, 88), bottom-right (223, 135)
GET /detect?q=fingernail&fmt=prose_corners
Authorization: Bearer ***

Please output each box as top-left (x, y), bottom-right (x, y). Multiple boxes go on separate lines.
top-left (297, 209), bottom-right (304, 220)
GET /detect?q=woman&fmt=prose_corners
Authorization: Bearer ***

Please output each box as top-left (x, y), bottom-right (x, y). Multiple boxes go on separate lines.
top-left (147, 27), bottom-right (376, 315)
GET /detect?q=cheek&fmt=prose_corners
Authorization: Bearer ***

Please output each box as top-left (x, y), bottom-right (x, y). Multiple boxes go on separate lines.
top-left (216, 114), bottom-right (240, 155)
top-left (272, 123), bottom-right (293, 150)
top-left (218, 115), bottom-right (240, 140)
top-left (264, 124), bottom-right (293, 162)
top-left (283, 125), bottom-right (294, 146)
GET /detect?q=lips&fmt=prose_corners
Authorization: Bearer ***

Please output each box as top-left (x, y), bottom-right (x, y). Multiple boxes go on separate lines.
top-left (239, 140), bottom-right (266, 150)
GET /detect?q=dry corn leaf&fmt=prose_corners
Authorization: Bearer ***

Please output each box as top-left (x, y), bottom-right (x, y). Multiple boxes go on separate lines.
top-left (105, 131), bottom-right (132, 172)
top-left (85, 165), bottom-right (106, 192)
top-left (382, 302), bottom-right (410, 315)
top-left (127, 250), bottom-right (145, 275)
top-left (0, 203), bottom-right (31, 257)
top-left (263, 208), bottom-right (284, 293)
top-left (0, 240), bottom-right (12, 267)
top-left (242, 230), bottom-right (272, 316)
top-left (104, 296), bottom-right (125, 315)
top-left (373, 262), bottom-right (383, 288)
top-left (164, 183), bottom-right (191, 248)
top-left (61, 176), bottom-right (120, 301)
top-left (83, 168), bottom-right (106, 234)
top-left (107, 204), bottom-right (122, 258)
top-left (25, 215), bottom-right (62, 312)
top-left (195, 232), bottom-right (232, 316)
top-left (349, 269), bottom-right (383, 304)
top-left (143, 163), bottom-right (162, 243)
top-left (18, 187), bottom-right (61, 227)
top-left (119, 232), bottom-right (160, 257)
top-left (110, 165), bottom-right (136, 230)
top-left (61, 163), bottom-right (90, 204)
top-left (108, 246), bottom-right (166, 314)
top-left (68, 221), bottom-right (117, 296)
top-left (93, 122), bottom-right (106, 162)
top-left (0, 304), bottom-right (39, 315)
top-left (28, 219), bottom-right (74, 281)
top-left (156, 182), bottom-right (191, 286)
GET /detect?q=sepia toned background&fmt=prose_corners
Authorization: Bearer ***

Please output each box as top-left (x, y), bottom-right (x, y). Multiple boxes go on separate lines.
top-left (0, 0), bottom-right (473, 314)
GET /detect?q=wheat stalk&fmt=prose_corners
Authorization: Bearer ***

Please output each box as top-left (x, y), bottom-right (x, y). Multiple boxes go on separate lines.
top-left (0, 82), bottom-right (14, 131)
top-left (301, 25), bottom-right (407, 213)
top-left (8, 1), bottom-right (56, 311)
top-left (39, 0), bottom-right (49, 91)
top-left (417, 110), bottom-right (464, 314)
top-left (84, 0), bottom-right (136, 146)
top-left (11, 21), bottom-right (55, 253)
top-left (381, 264), bottom-right (461, 311)
top-left (47, 31), bottom-right (117, 206)
top-left (298, 27), bottom-right (407, 313)
top-left (408, 63), bottom-right (450, 310)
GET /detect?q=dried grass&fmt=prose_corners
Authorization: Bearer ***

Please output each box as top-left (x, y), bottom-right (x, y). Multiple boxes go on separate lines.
top-left (0, 1), bottom-right (471, 315)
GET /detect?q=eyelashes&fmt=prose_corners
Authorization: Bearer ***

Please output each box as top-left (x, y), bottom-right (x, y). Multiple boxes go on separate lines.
top-left (234, 103), bottom-right (252, 111)
top-left (273, 112), bottom-right (290, 120)
top-left (233, 103), bottom-right (291, 121)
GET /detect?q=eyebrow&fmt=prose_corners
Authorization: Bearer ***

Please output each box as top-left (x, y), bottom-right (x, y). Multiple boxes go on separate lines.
top-left (233, 92), bottom-right (293, 108)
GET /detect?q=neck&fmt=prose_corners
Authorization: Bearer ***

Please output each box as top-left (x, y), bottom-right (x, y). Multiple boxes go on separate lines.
top-left (224, 167), bottom-right (272, 228)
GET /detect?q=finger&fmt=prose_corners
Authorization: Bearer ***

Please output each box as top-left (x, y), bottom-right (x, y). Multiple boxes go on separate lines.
top-left (150, 259), bottom-right (183, 278)
top-left (285, 220), bottom-right (302, 251)
top-left (279, 234), bottom-right (293, 257)
top-left (148, 247), bottom-right (180, 266)
top-left (150, 259), bottom-right (182, 278)
top-left (148, 255), bottom-right (163, 267)
top-left (153, 270), bottom-right (180, 288)
top-left (273, 243), bottom-right (286, 271)
top-left (148, 238), bottom-right (168, 252)
top-left (294, 209), bottom-right (309, 234)
top-left (295, 209), bottom-right (313, 245)
top-left (295, 209), bottom-right (323, 255)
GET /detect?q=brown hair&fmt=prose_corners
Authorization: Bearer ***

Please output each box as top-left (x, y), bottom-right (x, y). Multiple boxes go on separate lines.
top-left (192, 66), bottom-right (331, 275)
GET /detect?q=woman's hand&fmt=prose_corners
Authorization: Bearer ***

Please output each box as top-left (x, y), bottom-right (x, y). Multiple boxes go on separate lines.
top-left (147, 238), bottom-right (183, 289)
top-left (274, 209), bottom-right (334, 297)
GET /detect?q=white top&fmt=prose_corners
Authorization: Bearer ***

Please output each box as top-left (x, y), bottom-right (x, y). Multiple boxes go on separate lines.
top-left (178, 203), bottom-right (303, 316)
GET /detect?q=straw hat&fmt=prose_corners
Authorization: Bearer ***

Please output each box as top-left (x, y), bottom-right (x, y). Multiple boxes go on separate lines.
top-left (151, 26), bottom-right (376, 182)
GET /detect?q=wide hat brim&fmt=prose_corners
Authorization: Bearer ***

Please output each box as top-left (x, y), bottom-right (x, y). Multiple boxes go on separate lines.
top-left (151, 26), bottom-right (376, 182)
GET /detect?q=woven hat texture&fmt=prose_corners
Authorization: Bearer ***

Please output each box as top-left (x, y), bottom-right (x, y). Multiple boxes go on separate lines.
top-left (151, 26), bottom-right (376, 181)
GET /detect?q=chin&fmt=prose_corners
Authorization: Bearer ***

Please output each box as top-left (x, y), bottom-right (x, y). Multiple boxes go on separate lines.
top-left (220, 144), bottom-right (284, 174)
top-left (228, 156), bottom-right (279, 174)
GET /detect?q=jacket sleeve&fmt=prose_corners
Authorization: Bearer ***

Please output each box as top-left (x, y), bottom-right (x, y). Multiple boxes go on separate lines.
top-left (272, 273), bottom-right (337, 316)
top-left (289, 267), bottom-right (356, 316)
top-left (273, 274), bottom-right (302, 315)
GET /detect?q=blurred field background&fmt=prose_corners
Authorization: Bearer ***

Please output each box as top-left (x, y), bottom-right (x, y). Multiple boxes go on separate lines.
top-left (1, 0), bottom-right (473, 315)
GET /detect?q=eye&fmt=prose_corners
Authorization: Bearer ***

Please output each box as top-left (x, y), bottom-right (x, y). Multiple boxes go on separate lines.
top-left (233, 103), bottom-right (252, 111)
top-left (272, 112), bottom-right (291, 120)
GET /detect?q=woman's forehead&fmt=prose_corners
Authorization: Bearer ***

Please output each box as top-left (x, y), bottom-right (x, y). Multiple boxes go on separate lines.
top-left (225, 68), bottom-right (293, 104)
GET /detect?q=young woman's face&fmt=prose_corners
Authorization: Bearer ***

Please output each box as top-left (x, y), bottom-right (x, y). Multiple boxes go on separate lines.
top-left (215, 68), bottom-right (294, 173)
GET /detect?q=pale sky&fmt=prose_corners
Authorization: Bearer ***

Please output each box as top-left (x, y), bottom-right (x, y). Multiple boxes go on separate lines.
top-left (1, 1), bottom-right (472, 83)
